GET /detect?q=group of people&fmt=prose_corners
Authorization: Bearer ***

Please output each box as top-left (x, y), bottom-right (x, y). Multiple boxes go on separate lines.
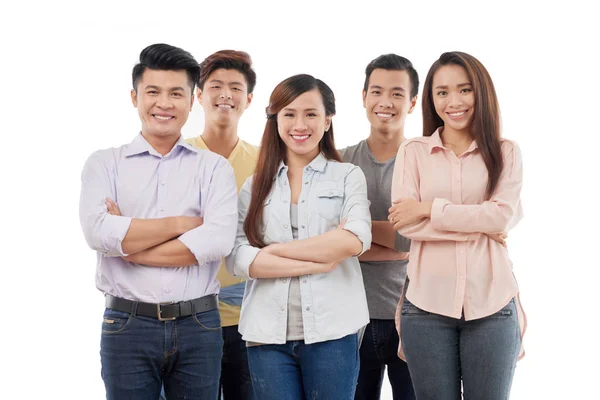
top-left (79, 43), bottom-right (526, 400)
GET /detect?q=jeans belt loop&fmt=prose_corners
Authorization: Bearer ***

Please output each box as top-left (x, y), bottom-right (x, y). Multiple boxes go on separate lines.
top-left (130, 300), bottom-right (138, 317)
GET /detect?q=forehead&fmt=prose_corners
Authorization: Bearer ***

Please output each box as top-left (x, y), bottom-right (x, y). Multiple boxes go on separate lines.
top-left (432, 64), bottom-right (470, 87)
top-left (138, 69), bottom-right (191, 90)
top-left (206, 68), bottom-right (247, 85)
top-left (284, 89), bottom-right (324, 110)
top-left (368, 68), bottom-right (411, 90)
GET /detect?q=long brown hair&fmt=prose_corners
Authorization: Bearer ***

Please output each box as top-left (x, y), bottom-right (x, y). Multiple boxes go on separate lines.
top-left (244, 74), bottom-right (341, 248)
top-left (422, 51), bottom-right (503, 199)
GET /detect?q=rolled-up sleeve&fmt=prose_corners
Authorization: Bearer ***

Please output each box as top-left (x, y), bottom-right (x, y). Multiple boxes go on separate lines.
top-left (340, 166), bottom-right (372, 255)
top-left (178, 159), bottom-right (238, 266)
top-left (79, 151), bottom-right (132, 257)
top-left (225, 177), bottom-right (261, 280)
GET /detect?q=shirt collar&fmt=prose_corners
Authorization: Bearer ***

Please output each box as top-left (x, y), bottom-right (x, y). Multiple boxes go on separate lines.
top-left (428, 128), bottom-right (478, 154)
top-left (276, 152), bottom-right (328, 176)
top-left (124, 133), bottom-right (199, 157)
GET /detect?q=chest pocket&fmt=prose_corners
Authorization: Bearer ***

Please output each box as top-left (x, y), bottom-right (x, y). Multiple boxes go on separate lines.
top-left (316, 185), bottom-right (344, 223)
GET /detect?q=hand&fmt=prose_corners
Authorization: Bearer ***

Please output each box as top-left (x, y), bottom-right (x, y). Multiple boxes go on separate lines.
top-left (485, 232), bottom-right (507, 247)
top-left (337, 218), bottom-right (347, 230)
top-left (314, 260), bottom-right (338, 274)
top-left (388, 199), bottom-right (431, 230)
top-left (105, 198), bottom-right (122, 216)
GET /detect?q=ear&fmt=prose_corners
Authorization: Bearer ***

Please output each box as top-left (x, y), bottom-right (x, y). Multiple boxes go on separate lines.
top-left (189, 93), bottom-right (194, 111)
top-left (131, 89), bottom-right (137, 107)
top-left (362, 90), bottom-right (367, 108)
top-left (325, 115), bottom-right (333, 132)
top-left (245, 92), bottom-right (254, 109)
top-left (408, 95), bottom-right (418, 114)
top-left (196, 87), bottom-right (203, 103)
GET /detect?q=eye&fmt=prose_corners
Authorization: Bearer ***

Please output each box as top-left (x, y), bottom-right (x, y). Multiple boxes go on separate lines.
top-left (307, 112), bottom-right (317, 117)
top-left (283, 113), bottom-right (294, 117)
top-left (437, 90), bottom-right (448, 97)
top-left (232, 87), bottom-right (242, 92)
top-left (371, 90), bottom-right (381, 95)
top-left (172, 92), bottom-right (183, 97)
top-left (211, 85), bottom-right (221, 89)
top-left (461, 87), bottom-right (472, 94)
top-left (147, 90), bottom-right (159, 95)
top-left (393, 93), bottom-right (404, 98)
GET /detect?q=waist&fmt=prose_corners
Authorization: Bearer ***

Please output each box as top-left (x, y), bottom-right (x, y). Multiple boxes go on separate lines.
top-left (105, 294), bottom-right (218, 321)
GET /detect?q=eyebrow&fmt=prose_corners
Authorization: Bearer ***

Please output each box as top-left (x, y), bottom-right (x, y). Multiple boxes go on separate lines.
top-left (282, 107), bottom-right (320, 112)
top-left (144, 85), bottom-right (186, 92)
top-left (368, 85), bottom-right (406, 92)
top-left (434, 82), bottom-right (472, 89)
top-left (208, 79), bottom-right (246, 87)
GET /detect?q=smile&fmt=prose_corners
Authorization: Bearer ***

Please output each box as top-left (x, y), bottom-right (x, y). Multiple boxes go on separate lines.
top-left (291, 134), bottom-right (310, 142)
top-left (153, 114), bottom-right (174, 121)
top-left (375, 112), bottom-right (395, 119)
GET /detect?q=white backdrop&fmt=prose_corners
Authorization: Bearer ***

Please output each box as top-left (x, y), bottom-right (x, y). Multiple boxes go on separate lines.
top-left (1, 1), bottom-right (598, 398)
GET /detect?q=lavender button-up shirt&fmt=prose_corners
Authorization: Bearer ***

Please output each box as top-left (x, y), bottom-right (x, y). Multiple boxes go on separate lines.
top-left (79, 134), bottom-right (238, 303)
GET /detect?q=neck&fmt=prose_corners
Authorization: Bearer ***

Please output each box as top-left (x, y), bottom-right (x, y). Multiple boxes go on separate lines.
top-left (366, 127), bottom-right (405, 161)
top-left (439, 126), bottom-right (473, 147)
top-left (201, 123), bottom-right (239, 158)
top-left (286, 148), bottom-right (319, 170)
top-left (142, 132), bottom-right (180, 156)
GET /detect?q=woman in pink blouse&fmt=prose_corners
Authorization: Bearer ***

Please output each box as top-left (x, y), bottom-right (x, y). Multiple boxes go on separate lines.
top-left (388, 51), bottom-right (525, 400)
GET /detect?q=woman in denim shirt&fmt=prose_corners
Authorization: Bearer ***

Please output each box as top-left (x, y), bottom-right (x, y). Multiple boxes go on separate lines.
top-left (226, 74), bottom-right (372, 400)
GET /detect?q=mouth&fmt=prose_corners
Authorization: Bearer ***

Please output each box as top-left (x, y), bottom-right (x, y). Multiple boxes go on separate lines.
top-left (152, 114), bottom-right (175, 121)
top-left (374, 112), bottom-right (395, 120)
top-left (291, 134), bottom-right (311, 143)
top-left (446, 110), bottom-right (469, 120)
top-left (216, 104), bottom-right (234, 109)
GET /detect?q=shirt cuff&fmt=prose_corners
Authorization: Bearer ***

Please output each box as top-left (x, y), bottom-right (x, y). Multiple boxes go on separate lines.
top-left (100, 214), bottom-right (132, 257)
top-left (430, 198), bottom-right (450, 231)
top-left (342, 220), bottom-right (371, 256)
top-left (178, 229), bottom-right (223, 266)
top-left (231, 246), bottom-right (261, 280)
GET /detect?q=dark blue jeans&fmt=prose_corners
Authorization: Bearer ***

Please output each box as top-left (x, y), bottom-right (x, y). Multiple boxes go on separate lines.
top-left (355, 319), bottom-right (415, 400)
top-left (220, 325), bottom-right (254, 400)
top-left (100, 307), bottom-right (223, 400)
top-left (246, 333), bottom-right (360, 400)
top-left (400, 297), bottom-right (520, 400)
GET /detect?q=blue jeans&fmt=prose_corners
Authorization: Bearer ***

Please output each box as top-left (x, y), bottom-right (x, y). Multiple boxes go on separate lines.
top-left (400, 297), bottom-right (520, 400)
top-left (246, 333), bottom-right (360, 400)
top-left (355, 319), bottom-right (415, 400)
top-left (220, 325), bottom-right (254, 399)
top-left (100, 307), bottom-right (223, 400)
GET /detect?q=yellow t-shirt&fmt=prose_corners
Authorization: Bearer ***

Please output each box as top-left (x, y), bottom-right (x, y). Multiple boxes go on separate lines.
top-left (185, 136), bottom-right (259, 327)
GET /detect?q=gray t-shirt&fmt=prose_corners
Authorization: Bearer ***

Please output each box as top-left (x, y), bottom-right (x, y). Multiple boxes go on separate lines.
top-left (286, 204), bottom-right (304, 340)
top-left (340, 140), bottom-right (410, 320)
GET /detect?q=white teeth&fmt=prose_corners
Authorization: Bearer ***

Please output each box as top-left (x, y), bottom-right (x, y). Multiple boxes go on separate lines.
top-left (292, 135), bottom-right (309, 140)
top-left (376, 113), bottom-right (393, 118)
top-left (217, 104), bottom-right (233, 108)
top-left (449, 111), bottom-right (466, 116)
top-left (154, 115), bottom-right (172, 120)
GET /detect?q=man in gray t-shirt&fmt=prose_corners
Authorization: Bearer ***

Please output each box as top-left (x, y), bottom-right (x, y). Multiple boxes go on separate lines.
top-left (340, 54), bottom-right (419, 400)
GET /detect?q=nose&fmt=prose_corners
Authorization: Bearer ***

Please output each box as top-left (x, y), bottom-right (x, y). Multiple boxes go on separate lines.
top-left (156, 93), bottom-right (173, 109)
top-left (219, 88), bottom-right (233, 100)
top-left (448, 91), bottom-right (463, 108)
top-left (293, 116), bottom-right (308, 131)
top-left (378, 96), bottom-right (393, 108)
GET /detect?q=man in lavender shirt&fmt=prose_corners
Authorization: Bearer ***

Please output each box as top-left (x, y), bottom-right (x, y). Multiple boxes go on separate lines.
top-left (79, 43), bottom-right (238, 400)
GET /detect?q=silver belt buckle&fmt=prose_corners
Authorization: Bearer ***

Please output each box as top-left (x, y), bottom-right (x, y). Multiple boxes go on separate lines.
top-left (157, 302), bottom-right (176, 321)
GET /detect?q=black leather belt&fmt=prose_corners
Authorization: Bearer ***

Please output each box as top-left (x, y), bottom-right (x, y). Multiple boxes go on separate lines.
top-left (105, 294), bottom-right (218, 321)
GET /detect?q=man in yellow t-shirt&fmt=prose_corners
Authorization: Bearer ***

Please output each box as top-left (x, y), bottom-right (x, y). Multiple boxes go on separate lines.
top-left (186, 50), bottom-right (258, 400)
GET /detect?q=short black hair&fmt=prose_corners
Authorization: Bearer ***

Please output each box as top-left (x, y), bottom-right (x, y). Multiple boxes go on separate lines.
top-left (132, 43), bottom-right (200, 93)
top-left (363, 54), bottom-right (419, 99)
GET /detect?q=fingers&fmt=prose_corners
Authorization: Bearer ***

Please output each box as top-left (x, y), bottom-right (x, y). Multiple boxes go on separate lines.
top-left (105, 198), bottom-right (122, 216)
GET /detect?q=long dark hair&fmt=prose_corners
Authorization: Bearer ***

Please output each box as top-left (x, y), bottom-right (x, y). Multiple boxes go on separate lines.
top-left (422, 51), bottom-right (503, 199)
top-left (244, 74), bottom-right (341, 247)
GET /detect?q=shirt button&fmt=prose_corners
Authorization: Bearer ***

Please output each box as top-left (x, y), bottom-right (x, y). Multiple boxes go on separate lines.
top-left (280, 306), bottom-right (285, 311)
top-left (164, 288), bottom-right (170, 293)
top-left (301, 200), bottom-right (305, 203)
top-left (284, 225), bottom-right (288, 229)
top-left (306, 306), bottom-right (310, 311)
top-left (161, 181), bottom-right (166, 186)
top-left (304, 181), bottom-right (309, 185)
top-left (303, 279), bottom-right (307, 283)
top-left (282, 278), bottom-right (287, 283)
top-left (159, 208), bottom-right (164, 212)
top-left (328, 191), bottom-right (333, 195)
top-left (301, 225), bottom-right (305, 229)
top-left (460, 249), bottom-right (465, 254)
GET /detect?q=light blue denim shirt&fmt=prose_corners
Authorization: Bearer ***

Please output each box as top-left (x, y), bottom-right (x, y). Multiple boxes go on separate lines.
top-left (225, 153), bottom-right (372, 344)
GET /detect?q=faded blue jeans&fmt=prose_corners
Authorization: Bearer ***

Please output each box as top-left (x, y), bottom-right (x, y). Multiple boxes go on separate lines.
top-left (400, 296), bottom-right (520, 400)
top-left (100, 307), bottom-right (223, 400)
top-left (246, 333), bottom-right (360, 400)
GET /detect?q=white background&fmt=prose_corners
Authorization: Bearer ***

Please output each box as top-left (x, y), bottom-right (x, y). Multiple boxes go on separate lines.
top-left (1, 1), bottom-right (598, 398)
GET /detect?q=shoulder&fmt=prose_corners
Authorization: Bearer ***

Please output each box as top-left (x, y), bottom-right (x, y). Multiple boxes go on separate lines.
top-left (401, 136), bottom-right (430, 150)
top-left (324, 160), bottom-right (365, 182)
top-left (339, 141), bottom-right (361, 160)
top-left (500, 138), bottom-right (520, 154)
top-left (239, 140), bottom-right (260, 157)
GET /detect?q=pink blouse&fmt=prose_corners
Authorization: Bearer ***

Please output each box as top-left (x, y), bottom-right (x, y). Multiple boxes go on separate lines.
top-left (392, 129), bottom-right (526, 360)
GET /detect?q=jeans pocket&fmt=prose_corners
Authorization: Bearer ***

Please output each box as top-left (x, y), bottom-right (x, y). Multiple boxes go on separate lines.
top-left (316, 187), bottom-right (344, 222)
top-left (102, 309), bottom-right (133, 335)
top-left (401, 299), bottom-right (430, 316)
top-left (491, 298), bottom-right (516, 317)
top-left (193, 309), bottom-right (222, 331)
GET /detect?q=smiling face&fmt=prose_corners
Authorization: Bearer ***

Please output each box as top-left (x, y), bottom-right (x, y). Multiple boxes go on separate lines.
top-left (363, 68), bottom-right (416, 135)
top-left (197, 68), bottom-right (252, 128)
top-left (432, 64), bottom-right (475, 135)
top-left (277, 89), bottom-right (332, 162)
top-left (131, 68), bottom-right (194, 140)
